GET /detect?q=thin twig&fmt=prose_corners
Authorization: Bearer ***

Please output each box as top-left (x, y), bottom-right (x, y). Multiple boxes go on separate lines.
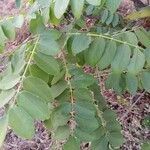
top-left (120, 91), bottom-right (146, 121)
top-left (95, 66), bottom-right (105, 96)
top-left (67, 32), bottom-right (144, 50)
top-left (60, 36), bottom-right (75, 134)
top-left (9, 36), bottom-right (40, 109)
top-left (0, 35), bottom-right (33, 58)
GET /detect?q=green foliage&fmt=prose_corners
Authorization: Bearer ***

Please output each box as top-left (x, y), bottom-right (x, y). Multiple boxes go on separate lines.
top-left (141, 142), bottom-right (150, 150)
top-left (9, 106), bottom-right (35, 139)
top-left (72, 34), bottom-right (91, 54)
top-left (106, 0), bottom-right (122, 13)
top-left (0, 115), bottom-right (8, 147)
top-left (0, 0), bottom-right (150, 149)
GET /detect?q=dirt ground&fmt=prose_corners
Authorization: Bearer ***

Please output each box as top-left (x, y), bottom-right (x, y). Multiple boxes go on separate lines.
top-left (0, 0), bottom-right (150, 150)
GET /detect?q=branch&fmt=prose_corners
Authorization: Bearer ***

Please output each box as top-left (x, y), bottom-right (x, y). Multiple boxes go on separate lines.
top-left (9, 36), bottom-right (40, 109)
top-left (68, 32), bottom-right (144, 51)
top-left (120, 91), bottom-right (146, 121)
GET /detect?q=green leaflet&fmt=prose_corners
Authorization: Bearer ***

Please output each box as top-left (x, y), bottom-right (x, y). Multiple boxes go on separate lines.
top-left (38, 29), bottom-right (61, 56)
top-left (106, 121), bottom-right (122, 132)
top-left (0, 115), bottom-right (8, 148)
top-left (75, 115), bottom-right (99, 133)
top-left (13, 15), bottom-right (24, 28)
top-left (49, 3), bottom-right (61, 25)
top-left (51, 69), bottom-right (65, 85)
top-left (127, 48), bottom-right (145, 75)
top-left (1, 19), bottom-right (16, 40)
top-left (112, 13), bottom-right (119, 27)
top-left (72, 34), bottom-right (91, 54)
top-left (9, 106), bottom-right (35, 139)
top-left (92, 135), bottom-right (109, 150)
top-left (53, 125), bottom-right (70, 140)
top-left (106, 0), bottom-right (122, 13)
top-left (105, 73), bottom-right (126, 94)
top-left (0, 89), bottom-right (15, 108)
top-left (0, 25), bottom-right (7, 53)
top-left (74, 88), bottom-right (92, 102)
top-left (56, 89), bottom-right (70, 103)
top-left (63, 136), bottom-right (80, 150)
top-left (101, 9), bottom-right (109, 23)
top-left (90, 106), bottom-right (123, 149)
top-left (50, 80), bottom-right (68, 99)
top-left (29, 14), bottom-right (45, 34)
top-left (98, 40), bottom-right (117, 70)
top-left (86, 0), bottom-right (101, 6)
top-left (122, 32), bottom-right (138, 45)
top-left (45, 108), bottom-right (70, 130)
top-left (29, 64), bottom-right (49, 83)
top-left (135, 28), bottom-right (150, 48)
top-left (85, 37), bottom-right (106, 66)
top-left (72, 73), bottom-right (96, 88)
top-left (56, 102), bottom-right (72, 115)
top-left (75, 100), bottom-right (96, 119)
top-left (103, 110), bottom-right (123, 148)
top-left (54, 0), bottom-right (70, 19)
top-left (141, 142), bottom-right (150, 150)
top-left (108, 132), bottom-right (124, 148)
top-left (70, 67), bottom-right (96, 88)
top-left (141, 71), bottom-right (150, 92)
top-left (103, 109), bottom-right (118, 122)
top-left (17, 91), bottom-right (50, 121)
top-left (23, 76), bottom-right (53, 102)
top-left (91, 126), bottom-right (106, 141)
top-left (86, 5), bottom-right (94, 16)
top-left (145, 48), bottom-right (150, 66)
top-left (105, 12), bottom-right (114, 25)
top-left (126, 73), bottom-right (138, 95)
top-left (37, 0), bottom-right (51, 8)
top-left (75, 128), bottom-right (94, 142)
top-left (0, 74), bottom-right (20, 90)
top-left (38, 39), bottom-right (60, 56)
top-left (40, 29), bottom-right (61, 40)
top-left (90, 83), bottom-right (107, 111)
top-left (11, 44), bottom-right (26, 74)
top-left (111, 44), bottom-right (131, 73)
top-left (41, 7), bottom-right (50, 24)
top-left (34, 52), bottom-right (60, 75)
top-left (71, 0), bottom-right (84, 19)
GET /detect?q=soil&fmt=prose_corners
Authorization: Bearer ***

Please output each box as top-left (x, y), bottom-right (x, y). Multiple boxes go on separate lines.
top-left (0, 0), bottom-right (150, 150)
